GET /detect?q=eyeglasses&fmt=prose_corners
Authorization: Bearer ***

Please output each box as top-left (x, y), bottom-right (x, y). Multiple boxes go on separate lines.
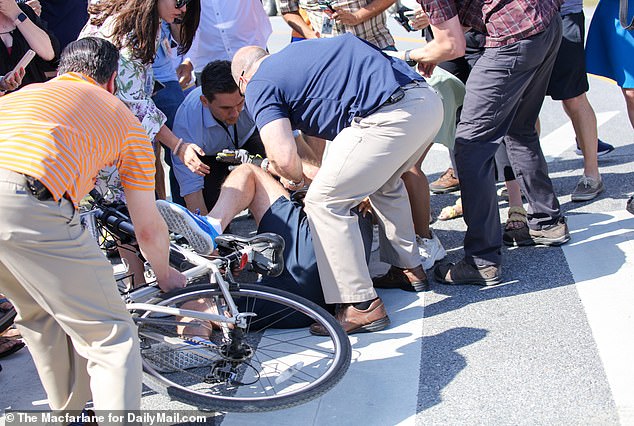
top-left (175, 0), bottom-right (193, 9)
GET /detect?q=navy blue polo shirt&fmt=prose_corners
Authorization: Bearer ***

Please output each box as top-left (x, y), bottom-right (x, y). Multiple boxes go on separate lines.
top-left (245, 33), bottom-right (423, 141)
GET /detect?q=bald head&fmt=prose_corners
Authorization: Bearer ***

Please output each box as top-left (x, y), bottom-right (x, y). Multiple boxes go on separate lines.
top-left (231, 46), bottom-right (269, 85)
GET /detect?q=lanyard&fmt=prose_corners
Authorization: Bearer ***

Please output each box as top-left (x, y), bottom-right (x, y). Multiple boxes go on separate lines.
top-left (217, 120), bottom-right (239, 150)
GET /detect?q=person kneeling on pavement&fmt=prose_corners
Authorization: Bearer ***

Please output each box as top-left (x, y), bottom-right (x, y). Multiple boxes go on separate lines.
top-left (156, 163), bottom-right (374, 332)
top-left (228, 34), bottom-right (443, 334)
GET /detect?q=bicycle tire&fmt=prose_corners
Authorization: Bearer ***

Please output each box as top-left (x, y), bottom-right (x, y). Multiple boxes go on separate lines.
top-left (0, 306), bottom-right (16, 333)
top-left (135, 283), bottom-right (350, 412)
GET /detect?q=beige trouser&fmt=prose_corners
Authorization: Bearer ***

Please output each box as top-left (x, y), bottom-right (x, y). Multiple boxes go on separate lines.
top-left (0, 169), bottom-right (142, 411)
top-left (304, 84), bottom-right (444, 304)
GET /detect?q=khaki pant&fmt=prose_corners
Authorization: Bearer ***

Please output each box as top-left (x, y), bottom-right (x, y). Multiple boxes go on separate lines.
top-left (304, 84), bottom-right (443, 304)
top-left (0, 169), bottom-right (142, 411)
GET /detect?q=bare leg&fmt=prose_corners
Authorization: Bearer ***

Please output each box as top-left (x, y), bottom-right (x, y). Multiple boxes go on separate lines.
top-left (208, 164), bottom-right (289, 230)
top-left (177, 165), bottom-right (289, 337)
top-left (402, 145), bottom-right (433, 239)
top-left (506, 179), bottom-right (523, 208)
top-left (502, 178), bottom-right (527, 234)
top-left (177, 299), bottom-right (220, 337)
top-left (302, 134), bottom-right (327, 163)
top-left (119, 245), bottom-right (146, 288)
top-left (623, 88), bottom-right (634, 130)
top-left (562, 94), bottom-right (599, 179)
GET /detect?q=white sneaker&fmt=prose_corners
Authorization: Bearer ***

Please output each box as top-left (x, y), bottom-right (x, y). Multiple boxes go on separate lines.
top-left (417, 232), bottom-right (446, 270)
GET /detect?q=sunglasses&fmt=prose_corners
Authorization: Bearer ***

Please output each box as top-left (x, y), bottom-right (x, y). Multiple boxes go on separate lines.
top-left (175, 0), bottom-right (193, 9)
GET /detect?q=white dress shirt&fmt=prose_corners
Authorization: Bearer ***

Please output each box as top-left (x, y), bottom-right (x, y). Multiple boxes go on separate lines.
top-left (188, 0), bottom-right (272, 72)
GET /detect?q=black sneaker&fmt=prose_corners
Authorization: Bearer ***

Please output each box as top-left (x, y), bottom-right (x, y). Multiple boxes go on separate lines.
top-left (627, 195), bottom-right (634, 215)
top-left (575, 138), bottom-right (615, 157)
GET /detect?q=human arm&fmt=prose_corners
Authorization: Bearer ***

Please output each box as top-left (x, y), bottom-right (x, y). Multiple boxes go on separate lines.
top-left (0, 0), bottom-right (55, 60)
top-left (279, 0), bottom-right (319, 39)
top-left (398, 16), bottom-right (465, 77)
top-left (282, 11), bottom-right (320, 39)
top-left (331, 0), bottom-right (394, 27)
top-left (155, 125), bottom-right (209, 176)
top-left (171, 107), bottom-right (209, 208)
top-left (259, 118), bottom-right (305, 190)
top-left (125, 188), bottom-right (186, 292)
top-left (113, 52), bottom-right (209, 176)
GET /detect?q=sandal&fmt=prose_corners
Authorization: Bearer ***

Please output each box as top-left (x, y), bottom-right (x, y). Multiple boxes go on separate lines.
top-left (438, 198), bottom-right (463, 221)
top-left (0, 336), bottom-right (25, 359)
top-left (505, 206), bottom-right (527, 231)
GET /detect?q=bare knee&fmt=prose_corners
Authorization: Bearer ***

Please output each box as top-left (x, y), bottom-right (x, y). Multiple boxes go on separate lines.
top-left (561, 93), bottom-right (588, 112)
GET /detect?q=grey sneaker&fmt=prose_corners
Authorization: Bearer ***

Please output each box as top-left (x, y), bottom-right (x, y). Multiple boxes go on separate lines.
top-left (434, 259), bottom-right (501, 286)
top-left (571, 175), bottom-right (604, 202)
top-left (504, 216), bottom-right (570, 246)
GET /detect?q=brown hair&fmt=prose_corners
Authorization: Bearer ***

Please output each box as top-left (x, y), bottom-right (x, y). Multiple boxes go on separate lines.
top-left (88, 0), bottom-right (200, 65)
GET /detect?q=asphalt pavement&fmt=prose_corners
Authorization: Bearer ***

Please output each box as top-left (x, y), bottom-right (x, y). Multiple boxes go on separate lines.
top-left (1, 8), bottom-right (633, 426)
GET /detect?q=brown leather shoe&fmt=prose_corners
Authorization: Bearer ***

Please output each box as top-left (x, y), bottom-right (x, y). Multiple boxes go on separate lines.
top-left (372, 265), bottom-right (429, 292)
top-left (430, 168), bottom-right (460, 194)
top-left (310, 298), bottom-right (390, 336)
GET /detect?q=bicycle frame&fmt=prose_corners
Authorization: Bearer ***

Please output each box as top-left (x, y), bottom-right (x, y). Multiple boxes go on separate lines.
top-left (125, 243), bottom-right (256, 329)
top-left (79, 196), bottom-right (351, 412)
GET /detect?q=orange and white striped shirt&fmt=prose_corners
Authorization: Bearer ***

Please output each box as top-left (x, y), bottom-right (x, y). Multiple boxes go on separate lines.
top-left (0, 72), bottom-right (155, 207)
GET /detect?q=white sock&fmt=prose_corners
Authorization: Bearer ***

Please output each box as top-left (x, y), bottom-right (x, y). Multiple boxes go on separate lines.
top-left (206, 217), bottom-right (223, 235)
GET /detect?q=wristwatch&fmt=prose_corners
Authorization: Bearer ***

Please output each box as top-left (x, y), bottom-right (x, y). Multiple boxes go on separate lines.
top-left (404, 50), bottom-right (416, 67)
top-left (260, 158), bottom-right (270, 173)
top-left (287, 177), bottom-right (305, 188)
top-left (14, 12), bottom-right (27, 26)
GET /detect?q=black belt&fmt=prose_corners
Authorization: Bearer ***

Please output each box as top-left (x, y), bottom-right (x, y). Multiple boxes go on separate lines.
top-left (24, 175), bottom-right (56, 201)
top-left (384, 88), bottom-right (405, 105)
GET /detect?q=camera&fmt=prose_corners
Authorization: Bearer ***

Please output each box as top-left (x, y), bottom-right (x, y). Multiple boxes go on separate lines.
top-left (393, 6), bottom-right (415, 32)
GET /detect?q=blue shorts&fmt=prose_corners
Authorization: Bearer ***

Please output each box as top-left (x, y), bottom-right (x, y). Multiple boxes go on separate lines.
top-left (249, 196), bottom-right (373, 328)
top-left (257, 196), bottom-right (325, 307)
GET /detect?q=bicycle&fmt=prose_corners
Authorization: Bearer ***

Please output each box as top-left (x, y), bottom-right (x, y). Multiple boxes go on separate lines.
top-left (79, 191), bottom-right (351, 413)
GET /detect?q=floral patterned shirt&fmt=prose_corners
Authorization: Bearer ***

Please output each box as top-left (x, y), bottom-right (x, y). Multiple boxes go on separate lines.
top-left (79, 16), bottom-right (167, 140)
top-left (79, 16), bottom-right (166, 202)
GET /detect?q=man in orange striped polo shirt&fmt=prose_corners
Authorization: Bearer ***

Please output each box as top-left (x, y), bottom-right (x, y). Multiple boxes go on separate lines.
top-left (0, 38), bottom-right (186, 413)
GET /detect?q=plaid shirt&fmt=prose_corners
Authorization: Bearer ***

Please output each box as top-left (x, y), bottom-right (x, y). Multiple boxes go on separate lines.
top-left (279, 0), bottom-right (395, 49)
top-left (420, 0), bottom-right (563, 47)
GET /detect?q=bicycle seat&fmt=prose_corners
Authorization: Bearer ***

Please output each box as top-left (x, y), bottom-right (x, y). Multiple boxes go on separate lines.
top-left (215, 233), bottom-right (285, 277)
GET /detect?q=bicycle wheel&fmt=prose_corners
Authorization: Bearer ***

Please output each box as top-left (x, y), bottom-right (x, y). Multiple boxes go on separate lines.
top-left (134, 283), bottom-right (350, 412)
top-left (0, 306), bottom-right (16, 333)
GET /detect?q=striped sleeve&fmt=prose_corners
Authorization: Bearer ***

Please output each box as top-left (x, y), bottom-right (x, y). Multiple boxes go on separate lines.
top-left (117, 124), bottom-right (156, 192)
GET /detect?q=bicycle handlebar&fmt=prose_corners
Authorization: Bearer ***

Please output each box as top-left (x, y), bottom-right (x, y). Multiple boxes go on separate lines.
top-left (87, 189), bottom-right (136, 243)
top-left (93, 207), bottom-right (136, 241)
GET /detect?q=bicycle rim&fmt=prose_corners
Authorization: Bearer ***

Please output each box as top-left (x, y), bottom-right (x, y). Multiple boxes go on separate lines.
top-left (136, 283), bottom-right (351, 412)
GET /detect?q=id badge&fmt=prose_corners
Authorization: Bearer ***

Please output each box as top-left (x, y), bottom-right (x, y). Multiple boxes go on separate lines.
top-left (321, 16), bottom-right (334, 36)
